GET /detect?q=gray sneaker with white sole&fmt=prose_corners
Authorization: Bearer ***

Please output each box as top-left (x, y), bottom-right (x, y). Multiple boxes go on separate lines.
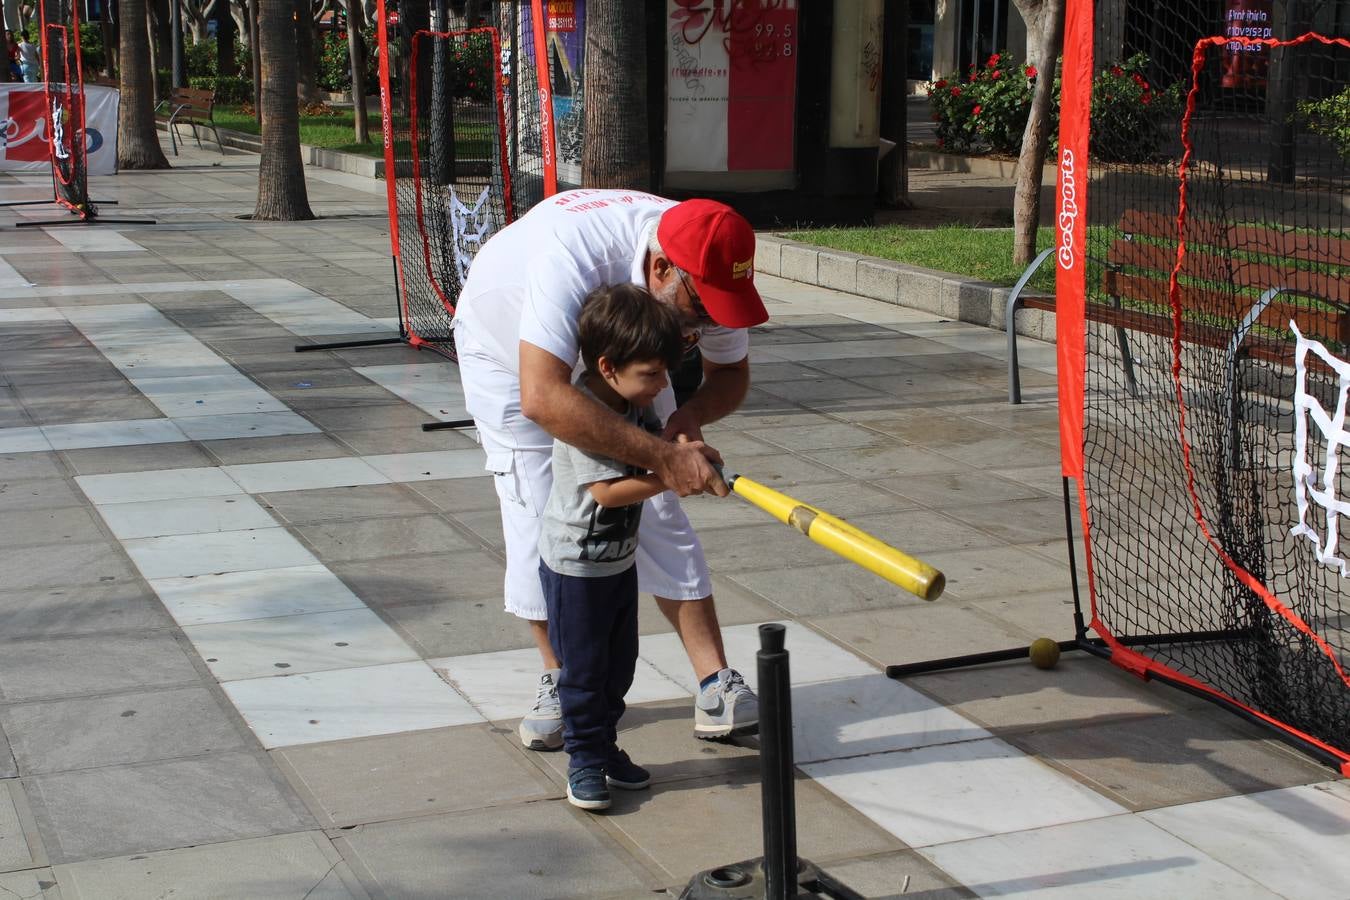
top-left (694, 668), bottom-right (759, 739)
top-left (519, 670), bottom-right (564, 751)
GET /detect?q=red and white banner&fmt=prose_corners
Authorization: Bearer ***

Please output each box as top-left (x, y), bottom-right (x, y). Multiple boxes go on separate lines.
top-left (665, 0), bottom-right (798, 172)
top-left (0, 83), bottom-right (118, 175)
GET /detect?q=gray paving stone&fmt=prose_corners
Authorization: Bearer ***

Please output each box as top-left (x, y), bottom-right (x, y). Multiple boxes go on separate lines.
top-left (54, 832), bottom-right (359, 900)
top-left (250, 368), bottom-right (379, 391)
top-left (803, 444), bottom-right (966, 480)
top-left (2, 687), bottom-right (248, 775)
top-left (26, 398), bottom-right (164, 426)
top-left (601, 773), bottom-right (901, 885)
top-left (444, 508), bottom-right (505, 551)
top-left (274, 724), bottom-right (554, 827)
top-left (713, 452), bottom-right (853, 488)
top-left (337, 802), bottom-right (649, 899)
top-left (1014, 710), bottom-right (1335, 812)
top-left (0, 633), bottom-right (199, 702)
top-left (404, 475), bottom-right (501, 513)
top-left (261, 483), bottom-right (437, 525)
top-left (911, 543), bottom-right (1072, 601)
top-left (333, 425), bottom-right (476, 455)
top-left (0, 730), bottom-right (12, 780)
top-left (0, 583), bottom-right (170, 640)
top-left (758, 377), bottom-right (891, 405)
top-left (699, 523), bottom-right (842, 573)
top-left (331, 550), bottom-right (506, 607)
top-left (0, 542), bottom-right (138, 592)
top-left (810, 603), bottom-right (1033, 670)
top-left (532, 699), bottom-right (759, 788)
top-left (824, 849), bottom-right (975, 899)
top-left (201, 433), bottom-right (354, 465)
top-left (0, 868), bottom-right (60, 899)
top-left (25, 751), bottom-right (313, 863)
top-left (0, 507), bottom-right (104, 548)
top-left (295, 515), bottom-right (478, 562)
top-left (380, 596), bottom-right (532, 657)
top-left (11, 380), bottom-right (139, 406)
top-left (842, 508), bottom-right (1006, 555)
top-left (745, 421), bottom-right (892, 452)
top-left (940, 497), bottom-right (1075, 545)
top-left (873, 469), bottom-right (1050, 508)
top-left (0, 779), bottom-right (41, 873)
top-left (60, 441), bottom-right (216, 475)
top-left (731, 562), bottom-right (927, 617)
top-left (0, 478), bottom-right (86, 512)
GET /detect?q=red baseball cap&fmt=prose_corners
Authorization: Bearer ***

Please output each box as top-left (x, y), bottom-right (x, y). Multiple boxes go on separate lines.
top-left (657, 199), bottom-right (768, 329)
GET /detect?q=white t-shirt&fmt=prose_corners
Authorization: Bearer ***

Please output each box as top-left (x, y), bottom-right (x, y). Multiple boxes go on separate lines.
top-left (454, 189), bottom-right (749, 430)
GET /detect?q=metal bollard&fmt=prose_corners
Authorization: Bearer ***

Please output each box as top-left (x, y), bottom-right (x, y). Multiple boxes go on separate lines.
top-left (679, 625), bottom-right (863, 900)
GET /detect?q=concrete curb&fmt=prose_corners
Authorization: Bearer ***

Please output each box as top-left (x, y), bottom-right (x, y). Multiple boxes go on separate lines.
top-left (754, 233), bottom-right (1056, 343)
top-left (160, 122), bottom-right (385, 179)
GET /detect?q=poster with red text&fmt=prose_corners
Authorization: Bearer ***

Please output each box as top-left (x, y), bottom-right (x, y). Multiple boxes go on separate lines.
top-left (666, 0), bottom-right (798, 173)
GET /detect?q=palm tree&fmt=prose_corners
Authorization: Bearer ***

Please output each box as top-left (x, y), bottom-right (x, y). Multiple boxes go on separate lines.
top-left (254, 0), bottom-right (314, 219)
top-left (581, 0), bottom-right (648, 188)
top-left (118, 0), bottom-right (171, 169)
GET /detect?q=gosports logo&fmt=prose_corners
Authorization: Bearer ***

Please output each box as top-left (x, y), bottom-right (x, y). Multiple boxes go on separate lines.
top-left (1057, 148), bottom-right (1078, 269)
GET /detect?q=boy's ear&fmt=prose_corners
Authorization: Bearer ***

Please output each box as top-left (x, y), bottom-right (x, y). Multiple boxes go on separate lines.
top-left (595, 355), bottom-right (616, 380)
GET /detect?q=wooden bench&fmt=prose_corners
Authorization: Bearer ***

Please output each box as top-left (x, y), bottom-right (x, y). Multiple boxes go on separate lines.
top-left (154, 86), bottom-right (223, 156)
top-left (1006, 209), bottom-right (1350, 403)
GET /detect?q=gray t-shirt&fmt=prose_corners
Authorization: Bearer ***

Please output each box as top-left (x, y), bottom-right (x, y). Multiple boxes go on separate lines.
top-left (538, 381), bottom-right (662, 577)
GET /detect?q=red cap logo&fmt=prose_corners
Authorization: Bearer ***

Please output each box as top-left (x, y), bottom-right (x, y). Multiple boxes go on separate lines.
top-left (657, 199), bottom-right (768, 329)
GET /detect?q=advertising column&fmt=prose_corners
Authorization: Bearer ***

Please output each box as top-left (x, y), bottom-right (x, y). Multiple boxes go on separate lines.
top-left (665, 0), bottom-right (799, 190)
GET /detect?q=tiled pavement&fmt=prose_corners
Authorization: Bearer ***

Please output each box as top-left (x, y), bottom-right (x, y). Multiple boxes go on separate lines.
top-left (0, 143), bottom-right (1346, 900)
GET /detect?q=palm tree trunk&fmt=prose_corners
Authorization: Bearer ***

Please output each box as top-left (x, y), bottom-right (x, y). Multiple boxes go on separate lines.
top-left (215, 1), bottom-right (238, 76)
top-left (254, 0), bottom-right (314, 220)
top-left (294, 0), bottom-right (320, 103)
top-left (118, 0), bottom-right (172, 169)
top-left (581, 0), bottom-right (647, 187)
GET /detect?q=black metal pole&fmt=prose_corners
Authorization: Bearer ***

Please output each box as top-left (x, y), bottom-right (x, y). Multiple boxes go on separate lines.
top-left (757, 623), bottom-right (796, 900)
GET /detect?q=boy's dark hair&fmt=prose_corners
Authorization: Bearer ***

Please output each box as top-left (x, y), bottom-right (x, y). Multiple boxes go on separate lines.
top-left (577, 283), bottom-right (684, 375)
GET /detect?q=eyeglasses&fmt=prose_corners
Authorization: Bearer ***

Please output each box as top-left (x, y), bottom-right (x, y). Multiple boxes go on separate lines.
top-left (678, 270), bottom-right (713, 323)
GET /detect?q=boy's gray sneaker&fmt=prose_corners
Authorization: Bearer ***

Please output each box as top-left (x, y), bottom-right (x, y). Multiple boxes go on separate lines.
top-left (694, 668), bottom-right (759, 739)
top-left (518, 671), bottom-right (563, 751)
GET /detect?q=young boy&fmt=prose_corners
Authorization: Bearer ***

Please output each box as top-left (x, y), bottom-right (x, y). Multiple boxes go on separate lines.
top-left (537, 282), bottom-right (686, 811)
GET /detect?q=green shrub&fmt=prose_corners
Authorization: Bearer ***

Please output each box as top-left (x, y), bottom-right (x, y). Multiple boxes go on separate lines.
top-left (1089, 54), bottom-right (1185, 163)
top-left (189, 74), bottom-right (253, 105)
top-left (929, 51), bottom-right (1180, 163)
top-left (1296, 86), bottom-right (1350, 161)
top-left (185, 37), bottom-right (216, 78)
top-left (928, 52), bottom-right (1045, 155)
top-left (317, 27), bottom-right (379, 95)
top-left (76, 23), bottom-right (104, 74)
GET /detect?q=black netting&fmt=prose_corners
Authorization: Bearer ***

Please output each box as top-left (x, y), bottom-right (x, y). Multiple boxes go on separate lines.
top-left (380, 2), bottom-right (554, 357)
top-left (1078, 18), bottom-right (1349, 756)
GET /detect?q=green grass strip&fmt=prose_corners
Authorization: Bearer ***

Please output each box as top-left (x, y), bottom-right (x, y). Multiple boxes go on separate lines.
top-left (780, 224), bottom-right (1058, 293)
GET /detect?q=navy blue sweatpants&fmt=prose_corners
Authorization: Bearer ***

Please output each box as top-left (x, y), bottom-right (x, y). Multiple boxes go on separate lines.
top-left (539, 561), bottom-right (639, 772)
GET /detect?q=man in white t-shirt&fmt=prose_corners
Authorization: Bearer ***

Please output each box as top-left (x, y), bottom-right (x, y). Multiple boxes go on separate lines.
top-left (454, 189), bottom-right (768, 750)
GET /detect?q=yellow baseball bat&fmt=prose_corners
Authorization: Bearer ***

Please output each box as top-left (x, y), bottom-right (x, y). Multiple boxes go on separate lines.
top-left (714, 467), bottom-right (946, 601)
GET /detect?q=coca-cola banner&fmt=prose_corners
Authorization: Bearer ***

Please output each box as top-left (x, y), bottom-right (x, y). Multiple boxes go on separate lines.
top-left (0, 83), bottom-right (119, 175)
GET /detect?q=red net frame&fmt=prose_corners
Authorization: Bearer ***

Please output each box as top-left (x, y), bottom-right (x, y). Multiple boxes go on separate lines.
top-left (39, 2), bottom-right (91, 220)
top-left (1057, 21), bottom-right (1350, 774)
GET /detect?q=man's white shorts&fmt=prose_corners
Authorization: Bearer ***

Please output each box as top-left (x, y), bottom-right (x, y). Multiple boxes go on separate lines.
top-left (485, 440), bottom-right (712, 621)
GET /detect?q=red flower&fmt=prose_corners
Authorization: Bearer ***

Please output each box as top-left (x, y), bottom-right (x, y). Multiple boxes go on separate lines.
top-left (973, 104), bottom-right (983, 116)
top-left (991, 70), bottom-right (1002, 79)
top-left (1025, 64), bottom-right (1038, 79)
top-left (951, 86), bottom-right (962, 97)
top-left (934, 79), bottom-right (948, 89)
top-left (1131, 73), bottom-right (1149, 90)
top-left (1141, 91), bottom-right (1152, 105)
top-left (986, 53), bottom-right (1000, 67)
top-left (1111, 65), bottom-right (1124, 77)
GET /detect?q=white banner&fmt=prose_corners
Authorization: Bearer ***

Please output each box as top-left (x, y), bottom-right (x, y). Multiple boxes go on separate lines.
top-left (0, 83), bottom-right (119, 176)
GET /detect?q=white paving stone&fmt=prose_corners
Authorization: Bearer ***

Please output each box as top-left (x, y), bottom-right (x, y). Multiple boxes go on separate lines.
top-left (45, 227), bottom-right (145, 253)
top-left (42, 418), bottom-right (187, 451)
top-left (123, 527), bottom-right (318, 579)
top-left (0, 426), bottom-right (52, 453)
top-left (184, 608), bottom-right (420, 681)
top-left (222, 661), bottom-right (484, 748)
top-left (802, 737), bottom-right (1127, 847)
top-left (151, 565), bottom-right (367, 626)
top-left (920, 814), bottom-right (1279, 899)
top-left (430, 645), bottom-right (689, 722)
top-left (76, 466), bottom-right (243, 504)
top-left (363, 448), bottom-right (486, 482)
top-left (96, 494), bottom-right (278, 540)
top-left (223, 457), bottom-right (391, 494)
top-left (173, 411), bottom-right (320, 441)
top-left (1141, 783), bottom-right (1350, 900)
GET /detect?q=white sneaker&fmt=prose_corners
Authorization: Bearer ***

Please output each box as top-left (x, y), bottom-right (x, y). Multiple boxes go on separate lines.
top-left (694, 668), bottom-right (759, 739)
top-left (519, 670), bottom-right (564, 751)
